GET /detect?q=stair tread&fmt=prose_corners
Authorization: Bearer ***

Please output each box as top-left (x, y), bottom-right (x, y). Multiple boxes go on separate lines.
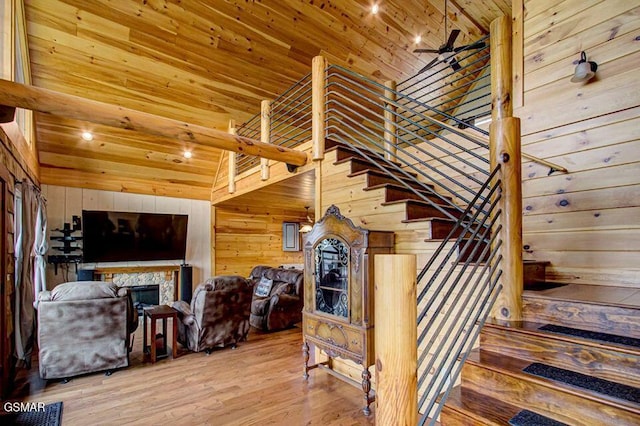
top-left (441, 386), bottom-right (522, 425)
top-left (484, 319), bottom-right (640, 355)
top-left (325, 144), bottom-right (404, 167)
top-left (401, 217), bottom-right (457, 224)
top-left (348, 168), bottom-right (426, 186)
top-left (363, 182), bottom-right (438, 194)
top-left (524, 284), bottom-right (640, 310)
top-left (466, 349), bottom-right (640, 413)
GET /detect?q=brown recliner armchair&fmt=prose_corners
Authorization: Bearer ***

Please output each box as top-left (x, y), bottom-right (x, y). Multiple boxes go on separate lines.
top-left (37, 281), bottom-right (138, 380)
top-left (171, 275), bottom-right (253, 353)
top-left (249, 266), bottom-right (304, 332)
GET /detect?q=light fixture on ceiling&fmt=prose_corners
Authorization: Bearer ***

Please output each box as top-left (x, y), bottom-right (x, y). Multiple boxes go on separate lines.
top-left (299, 206), bottom-right (314, 233)
top-left (183, 150), bottom-right (193, 159)
top-left (414, 35), bottom-right (422, 44)
top-left (570, 51), bottom-right (598, 83)
top-left (371, 3), bottom-right (379, 15)
top-left (81, 131), bottom-right (93, 141)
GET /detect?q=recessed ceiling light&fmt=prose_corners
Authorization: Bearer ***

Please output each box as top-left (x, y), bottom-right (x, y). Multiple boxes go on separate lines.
top-left (81, 131), bottom-right (93, 141)
top-left (414, 35), bottom-right (422, 44)
top-left (371, 3), bottom-right (379, 14)
top-left (183, 150), bottom-right (193, 159)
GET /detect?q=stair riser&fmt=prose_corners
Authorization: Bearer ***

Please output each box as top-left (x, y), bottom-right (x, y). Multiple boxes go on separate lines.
top-left (349, 158), bottom-right (417, 180)
top-left (440, 407), bottom-right (497, 426)
top-left (364, 172), bottom-right (431, 191)
top-left (406, 203), bottom-right (459, 221)
top-left (523, 298), bottom-right (640, 340)
top-left (462, 361), bottom-right (640, 425)
top-left (383, 186), bottom-right (449, 205)
top-left (481, 327), bottom-right (640, 388)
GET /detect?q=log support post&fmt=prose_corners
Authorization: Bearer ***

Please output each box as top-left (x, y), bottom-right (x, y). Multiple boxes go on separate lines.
top-left (375, 254), bottom-right (417, 426)
top-left (312, 56), bottom-right (327, 160)
top-left (260, 100), bottom-right (270, 180)
top-left (383, 80), bottom-right (397, 162)
top-left (228, 119), bottom-right (236, 194)
top-left (489, 15), bottom-right (523, 321)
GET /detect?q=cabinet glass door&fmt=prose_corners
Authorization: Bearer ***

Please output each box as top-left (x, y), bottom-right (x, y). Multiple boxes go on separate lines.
top-left (314, 238), bottom-right (349, 317)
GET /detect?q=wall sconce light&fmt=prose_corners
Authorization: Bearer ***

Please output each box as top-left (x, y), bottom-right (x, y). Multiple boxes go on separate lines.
top-left (570, 51), bottom-right (598, 83)
top-left (299, 206), bottom-right (314, 233)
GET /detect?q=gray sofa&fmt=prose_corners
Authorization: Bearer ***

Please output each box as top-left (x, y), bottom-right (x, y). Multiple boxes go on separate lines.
top-left (37, 281), bottom-right (138, 380)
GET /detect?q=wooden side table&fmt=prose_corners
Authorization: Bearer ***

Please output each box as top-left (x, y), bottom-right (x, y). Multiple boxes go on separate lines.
top-left (143, 305), bottom-right (178, 363)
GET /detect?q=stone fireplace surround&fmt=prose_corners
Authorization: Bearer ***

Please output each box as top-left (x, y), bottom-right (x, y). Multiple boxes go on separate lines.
top-left (92, 265), bottom-right (180, 306)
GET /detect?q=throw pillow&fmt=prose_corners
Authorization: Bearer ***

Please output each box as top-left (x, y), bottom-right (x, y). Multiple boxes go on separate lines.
top-left (255, 276), bottom-right (274, 297)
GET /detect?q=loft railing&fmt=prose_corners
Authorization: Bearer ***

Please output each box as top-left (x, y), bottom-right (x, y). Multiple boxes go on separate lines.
top-left (234, 73), bottom-right (312, 175)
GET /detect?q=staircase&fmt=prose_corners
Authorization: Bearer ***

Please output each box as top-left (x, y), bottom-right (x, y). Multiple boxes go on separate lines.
top-left (441, 283), bottom-right (640, 425)
top-left (322, 117), bottom-right (640, 426)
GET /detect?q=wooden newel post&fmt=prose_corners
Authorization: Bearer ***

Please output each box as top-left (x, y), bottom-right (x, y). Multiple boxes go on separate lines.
top-left (383, 80), bottom-right (397, 161)
top-left (312, 56), bottom-right (328, 160)
top-left (490, 15), bottom-right (523, 321)
top-left (228, 119), bottom-right (236, 194)
top-left (260, 100), bottom-right (271, 180)
top-left (375, 254), bottom-right (417, 426)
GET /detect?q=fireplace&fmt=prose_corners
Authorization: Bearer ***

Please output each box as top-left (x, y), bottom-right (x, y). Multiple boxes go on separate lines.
top-left (130, 284), bottom-right (160, 315)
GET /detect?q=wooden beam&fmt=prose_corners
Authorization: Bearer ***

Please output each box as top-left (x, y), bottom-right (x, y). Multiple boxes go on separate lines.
top-left (0, 79), bottom-right (308, 167)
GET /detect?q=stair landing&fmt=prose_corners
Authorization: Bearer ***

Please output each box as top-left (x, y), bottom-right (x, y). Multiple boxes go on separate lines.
top-left (524, 283), bottom-right (640, 308)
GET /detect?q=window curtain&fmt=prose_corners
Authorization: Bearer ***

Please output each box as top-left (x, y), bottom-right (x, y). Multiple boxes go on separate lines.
top-left (13, 181), bottom-right (46, 368)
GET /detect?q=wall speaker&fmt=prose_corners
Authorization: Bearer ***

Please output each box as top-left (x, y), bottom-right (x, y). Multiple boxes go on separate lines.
top-left (179, 264), bottom-right (193, 303)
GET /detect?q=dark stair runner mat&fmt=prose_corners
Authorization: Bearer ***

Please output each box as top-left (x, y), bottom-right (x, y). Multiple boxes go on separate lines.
top-left (539, 324), bottom-right (640, 348)
top-left (523, 362), bottom-right (640, 404)
top-left (509, 409), bottom-right (568, 426)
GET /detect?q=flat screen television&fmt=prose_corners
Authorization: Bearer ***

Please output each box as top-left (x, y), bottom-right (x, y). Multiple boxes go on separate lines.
top-left (82, 210), bottom-right (188, 263)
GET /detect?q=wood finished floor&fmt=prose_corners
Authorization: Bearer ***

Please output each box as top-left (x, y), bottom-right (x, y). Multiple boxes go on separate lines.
top-left (10, 323), bottom-right (375, 425)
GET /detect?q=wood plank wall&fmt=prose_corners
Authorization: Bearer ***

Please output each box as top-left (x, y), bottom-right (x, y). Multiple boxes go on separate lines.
top-left (516, 0), bottom-right (640, 287)
top-left (213, 206), bottom-right (305, 277)
top-left (42, 185), bottom-right (211, 288)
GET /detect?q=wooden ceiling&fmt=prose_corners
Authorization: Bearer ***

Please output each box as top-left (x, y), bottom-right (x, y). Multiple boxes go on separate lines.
top-left (23, 0), bottom-right (510, 201)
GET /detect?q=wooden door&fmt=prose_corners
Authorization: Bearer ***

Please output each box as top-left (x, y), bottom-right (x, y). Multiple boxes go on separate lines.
top-left (0, 162), bottom-right (12, 398)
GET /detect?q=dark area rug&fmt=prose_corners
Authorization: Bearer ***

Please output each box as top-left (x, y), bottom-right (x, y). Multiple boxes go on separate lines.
top-left (523, 362), bottom-right (640, 404)
top-left (539, 324), bottom-right (640, 348)
top-left (509, 409), bottom-right (567, 426)
top-left (3, 401), bottom-right (63, 426)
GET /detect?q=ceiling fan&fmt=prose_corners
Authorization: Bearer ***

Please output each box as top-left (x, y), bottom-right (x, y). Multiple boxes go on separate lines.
top-left (413, 1), bottom-right (486, 74)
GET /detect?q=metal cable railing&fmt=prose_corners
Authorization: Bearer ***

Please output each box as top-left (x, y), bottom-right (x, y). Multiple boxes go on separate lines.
top-left (326, 65), bottom-right (490, 211)
top-left (322, 46), bottom-right (501, 423)
top-left (235, 73), bottom-right (312, 175)
top-left (235, 112), bottom-right (261, 174)
top-left (397, 34), bottom-right (491, 141)
top-left (270, 72), bottom-right (312, 148)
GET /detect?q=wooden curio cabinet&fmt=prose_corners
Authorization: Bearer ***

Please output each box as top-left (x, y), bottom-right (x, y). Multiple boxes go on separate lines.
top-left (302, 205), bottom-right (394, 415)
